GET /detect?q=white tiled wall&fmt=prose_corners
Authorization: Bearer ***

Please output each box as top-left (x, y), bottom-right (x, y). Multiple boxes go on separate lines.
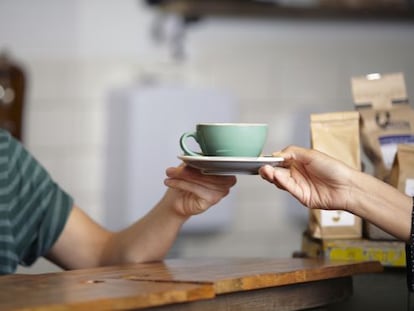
top-left (2, 0), bottom-right (414, 273)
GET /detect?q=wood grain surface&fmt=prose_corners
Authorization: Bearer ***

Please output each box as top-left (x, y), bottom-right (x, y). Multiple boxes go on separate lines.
top-left (117, 257), bottom-right (383, 293)
top-left (0, 275), bottom-right (213, 311)
top-left (0, 257), bottom-right (383, 310)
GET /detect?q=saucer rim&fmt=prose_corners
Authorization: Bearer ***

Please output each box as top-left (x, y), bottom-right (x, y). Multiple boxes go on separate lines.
top-left (178, 155), bottom-right (284, 163)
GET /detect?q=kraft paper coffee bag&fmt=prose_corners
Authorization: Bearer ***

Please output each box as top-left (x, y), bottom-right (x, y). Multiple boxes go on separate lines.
top-left (367, 144), bottom-right (414, 240)
top-left (351, 72), bottom-right (414, 183)
top-left (309, 111), bottom-right (362, 239)
top-left (390, 144), bottom-right (414, 197)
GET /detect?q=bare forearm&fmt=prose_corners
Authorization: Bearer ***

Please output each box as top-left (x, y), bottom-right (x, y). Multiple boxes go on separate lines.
top-left (347, 170), bottom-right (412, 242)
top-left (102, 191), bottom-right (189, 265)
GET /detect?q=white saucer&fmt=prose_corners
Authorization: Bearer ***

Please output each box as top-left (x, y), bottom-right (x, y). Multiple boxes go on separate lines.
top-left (178, 155), bottom-right (284, 175)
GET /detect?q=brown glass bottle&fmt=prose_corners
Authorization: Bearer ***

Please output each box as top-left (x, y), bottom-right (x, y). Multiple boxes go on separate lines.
top-left (0, 51), bottom-right (26, 141)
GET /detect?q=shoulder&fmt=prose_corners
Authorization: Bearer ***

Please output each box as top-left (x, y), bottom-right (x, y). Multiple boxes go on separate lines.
top-left (0, 129), bottom-right (21, 155)
top-left (0, 129), bottom-right (12, 145)
top-left (0, 129), bottom-right (16, 173)
top-left (0, 128), bottom-right (11, 138)
top-left (0, 129), bottom-right (30, 174)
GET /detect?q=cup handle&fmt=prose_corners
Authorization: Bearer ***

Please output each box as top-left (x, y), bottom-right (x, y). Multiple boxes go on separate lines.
top-left (180, 132), bottom-right (202, 156)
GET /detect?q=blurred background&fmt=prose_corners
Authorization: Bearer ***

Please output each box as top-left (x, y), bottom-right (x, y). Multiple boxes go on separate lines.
top-left (1, 0), bottom-right (414, 284)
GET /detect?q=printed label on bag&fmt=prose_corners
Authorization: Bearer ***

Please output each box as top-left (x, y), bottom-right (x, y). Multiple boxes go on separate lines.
top-left (405, 179), bottom-right (414, 196)
top-left (321, 210), bottom-right (355, 227)
top-left (379, 135), bottom-right (414, 169)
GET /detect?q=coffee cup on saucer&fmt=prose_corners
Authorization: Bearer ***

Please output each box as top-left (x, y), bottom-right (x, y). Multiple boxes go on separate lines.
top-left (179, 123), bottom-right (268, 157)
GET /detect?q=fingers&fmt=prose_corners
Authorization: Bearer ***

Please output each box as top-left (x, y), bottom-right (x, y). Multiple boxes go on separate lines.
top-left (164, 165), bottom-right (236, 206)
top-left (164, 177), bottom-right (230, 207)
top-left (259, 165), bottom-right (289, 190)
top-left (272, 145), bottom-right (299, 162)
top-left (258, 165), bottom-right (274, 181)
top-left (165, 166), bottom-right (237, 190)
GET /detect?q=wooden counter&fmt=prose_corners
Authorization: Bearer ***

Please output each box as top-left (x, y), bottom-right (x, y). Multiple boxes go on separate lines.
top-left (0, 257), bottom-right (383, 310)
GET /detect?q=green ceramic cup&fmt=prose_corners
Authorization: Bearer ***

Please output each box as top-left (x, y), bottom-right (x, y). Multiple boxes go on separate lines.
top-left (180, 123), bottom-right (268, 157)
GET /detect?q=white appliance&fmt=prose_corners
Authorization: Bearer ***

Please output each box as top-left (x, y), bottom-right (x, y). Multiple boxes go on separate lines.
top-left (103, 83), bottom-right (239, 233)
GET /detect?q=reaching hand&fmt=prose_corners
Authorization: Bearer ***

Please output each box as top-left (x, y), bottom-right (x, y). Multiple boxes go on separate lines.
top-left (259, 145), bottom-right (356, 212)
top-left (164, 165), bottom-right (237, 217)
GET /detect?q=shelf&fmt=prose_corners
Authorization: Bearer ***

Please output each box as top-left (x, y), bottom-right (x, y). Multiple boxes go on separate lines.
top-left (147, 0), bottom-right (414, 21)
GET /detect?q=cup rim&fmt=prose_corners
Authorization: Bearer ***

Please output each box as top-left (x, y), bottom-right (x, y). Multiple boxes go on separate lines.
top-left (197, 123), bottom-right (268, 126)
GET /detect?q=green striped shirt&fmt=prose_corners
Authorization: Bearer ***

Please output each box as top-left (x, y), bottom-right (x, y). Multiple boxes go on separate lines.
top-left (0, 129), bottom-right (73, 274)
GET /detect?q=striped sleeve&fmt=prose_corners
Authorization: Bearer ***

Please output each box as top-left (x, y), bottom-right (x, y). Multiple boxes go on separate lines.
top-left (0, 130), bottom-right (73, 274)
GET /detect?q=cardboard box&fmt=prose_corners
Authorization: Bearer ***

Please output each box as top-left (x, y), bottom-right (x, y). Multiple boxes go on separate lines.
top-left (301, 232), bottom-right (406, 267)
top-left (364, 221), bottom-right (397, 241)
top-left (351, 72), bottom-right (413, 240)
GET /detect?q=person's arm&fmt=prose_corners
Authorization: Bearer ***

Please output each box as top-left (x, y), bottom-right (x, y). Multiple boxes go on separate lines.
top-left (346, 168), bottom-right (412, 242)
top-left (46, 165), bottom-right (236, 269)
top-left (259, 145), bottom-right (412, 242)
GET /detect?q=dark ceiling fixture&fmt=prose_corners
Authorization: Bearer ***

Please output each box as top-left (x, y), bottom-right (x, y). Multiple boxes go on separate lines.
top-left (143, 0), bottom-right (414, 60)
